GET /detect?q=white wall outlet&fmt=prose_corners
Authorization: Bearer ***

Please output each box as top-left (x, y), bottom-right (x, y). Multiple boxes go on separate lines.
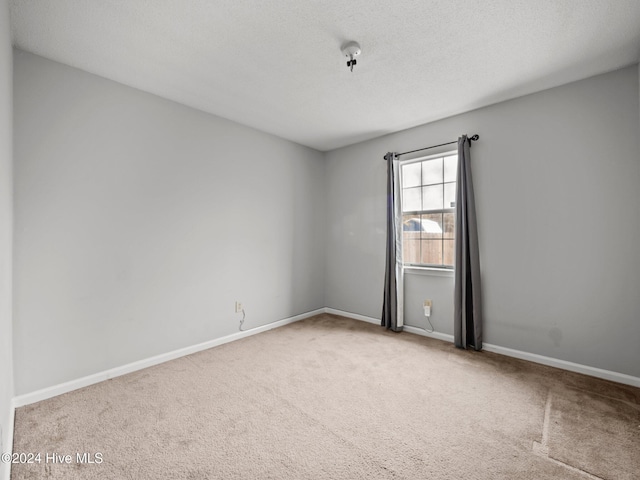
top-left (235, 301), bottom-right (243, 313)
top-left (424, 299), bottom-right (432, 316)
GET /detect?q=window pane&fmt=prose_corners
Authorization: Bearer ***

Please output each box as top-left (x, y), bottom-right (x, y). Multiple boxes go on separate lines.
top-left (403, 238), bottom-right (421, 264)
top-left (444, 182), bottom-right (456, 209)
top-left (421, 213), bottom-right (443, 239)
top-left (402, 214), bottom-right (421, 263)
top-left (402, 162), bottom-right (421, 188)
top-left (444, 155), bottom-right (458, 182)
top-left (422, 158), bottom-right (443, 185)
top-left (402, 214), bottom-right (422, 232)
top-left (402, 187), bottom-right (421, 212)
top-left (443, 212), bottom-right (455, 238)
top-left (422, 184), bottom-right (443, 210)
top-left (443, 240), bottom-right (455, 266)
top-left (421, 240), bottom-right (443, 266)
top-left (401, 151), bottom-right (457, 267)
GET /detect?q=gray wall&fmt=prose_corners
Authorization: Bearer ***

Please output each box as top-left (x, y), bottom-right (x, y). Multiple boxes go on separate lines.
top-left (13, 51), bottom-right (326, 395)
top-left (0, 0), bottom-right (13, 470)
top-left (325, 65), bottom-right (640, 378)
top-left (10, 48), bottom-right (640, 401)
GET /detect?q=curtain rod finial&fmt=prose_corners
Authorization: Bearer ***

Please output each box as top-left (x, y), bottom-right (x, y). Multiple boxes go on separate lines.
top-left (470, 134), bottom-right (479, 141)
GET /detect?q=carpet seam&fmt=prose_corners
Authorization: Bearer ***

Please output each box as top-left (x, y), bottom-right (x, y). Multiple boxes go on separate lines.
top-left (532, 390), bottom-right (607, 480)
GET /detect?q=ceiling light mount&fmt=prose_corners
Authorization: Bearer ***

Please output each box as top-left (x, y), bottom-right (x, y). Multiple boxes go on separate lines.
top-left (341, 41), bottom-right (361, 72)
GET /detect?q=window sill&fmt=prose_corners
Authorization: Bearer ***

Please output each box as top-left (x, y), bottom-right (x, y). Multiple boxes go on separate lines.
top-left (403, 266), bottom-right (454, 277)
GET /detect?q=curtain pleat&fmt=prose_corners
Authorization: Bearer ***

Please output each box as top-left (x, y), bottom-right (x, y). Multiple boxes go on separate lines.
top-left (382, 152), bottom-right (403, 332)
top-left (454, 136), bottom-right (482, 350)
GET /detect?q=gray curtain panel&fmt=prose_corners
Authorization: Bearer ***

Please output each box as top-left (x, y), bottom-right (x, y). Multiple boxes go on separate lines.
top-left (454, 135), bottom-right (482, 350)
top-left (382, 152), bottom-right (404, 332)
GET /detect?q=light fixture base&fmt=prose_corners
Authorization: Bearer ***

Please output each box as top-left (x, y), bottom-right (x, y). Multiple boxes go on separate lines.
top-left (341, 41), bottom-right (362, 72)
top-left (341, 41), bottom-right (361, 58)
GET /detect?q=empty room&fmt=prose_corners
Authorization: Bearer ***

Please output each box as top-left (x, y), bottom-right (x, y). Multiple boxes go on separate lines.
top-left (1, 1), bottom-right (639, 479)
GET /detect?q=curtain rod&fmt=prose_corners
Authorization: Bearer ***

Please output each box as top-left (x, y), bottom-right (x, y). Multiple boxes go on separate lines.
top-left (383, 134), bottom-right (479, 160)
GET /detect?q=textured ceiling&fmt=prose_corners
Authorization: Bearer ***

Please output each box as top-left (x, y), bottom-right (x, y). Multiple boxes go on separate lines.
top-left (10, 0), bottom-right (640, 151)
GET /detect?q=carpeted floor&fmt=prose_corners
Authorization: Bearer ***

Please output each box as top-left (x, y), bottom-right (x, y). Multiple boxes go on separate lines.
top-left (10, 314), bottom-right (640, 479)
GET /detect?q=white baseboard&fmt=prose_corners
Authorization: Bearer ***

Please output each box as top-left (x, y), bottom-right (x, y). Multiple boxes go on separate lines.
top-left (1, 399), bottom-right (15, 480)
top-left (325, 308), bottom-right (640, 389)
top-left (482, 343), bottom-right (640, 388)
top-left (324, 308), bottom-right (456, 343)
top-left (13, 308), bottom-right (324, 408)
top-left (403, 325), bottom-right (455, 343)
top-left (12, 306), bottom-right (640, 408)
top-left (324, 308), bottom-right (379, 325)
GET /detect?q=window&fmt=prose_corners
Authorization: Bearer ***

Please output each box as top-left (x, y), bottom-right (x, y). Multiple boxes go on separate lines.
top-left (401, 152), bottom-right (458, 268)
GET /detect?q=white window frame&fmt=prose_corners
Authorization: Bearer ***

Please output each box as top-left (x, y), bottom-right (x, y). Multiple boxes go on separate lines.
top-left (399, 150), bottom-right (457, 272)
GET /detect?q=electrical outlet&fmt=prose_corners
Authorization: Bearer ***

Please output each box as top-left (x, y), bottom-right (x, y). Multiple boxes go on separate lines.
top-left (235, 301), bottom-right (242, 313)
top-left (424, 299), bottom-right (432, 317)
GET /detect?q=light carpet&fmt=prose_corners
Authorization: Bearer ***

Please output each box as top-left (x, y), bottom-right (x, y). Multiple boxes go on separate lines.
top-left (11, 314), bottom-right (640, 479)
